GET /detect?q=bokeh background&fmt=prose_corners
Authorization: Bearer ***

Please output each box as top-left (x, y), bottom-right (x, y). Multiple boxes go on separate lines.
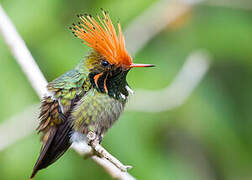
top-left (0, 0), bottom-right (252, 179)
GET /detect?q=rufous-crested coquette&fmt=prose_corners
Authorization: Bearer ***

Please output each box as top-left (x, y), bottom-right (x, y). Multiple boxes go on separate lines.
top-left (30, 10), bottom-right (154, 179)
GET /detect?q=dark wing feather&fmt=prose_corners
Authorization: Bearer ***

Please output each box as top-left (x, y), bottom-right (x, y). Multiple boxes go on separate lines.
top-left (30, 119), bottom-right (72, 179)
top-left (31, 69), bottom-right (90, 179)
top-left (30, 126), bottom-right (57, 179)
top-left (30, 97), bottom-right (72, 179)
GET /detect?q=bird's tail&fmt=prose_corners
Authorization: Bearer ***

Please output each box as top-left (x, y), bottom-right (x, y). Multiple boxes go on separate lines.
top-left (30, 120), bottom-right (72, 179)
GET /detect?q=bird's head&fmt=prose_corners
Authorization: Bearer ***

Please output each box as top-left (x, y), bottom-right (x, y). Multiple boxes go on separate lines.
top-left (70, 10), bottom-right (154, 98)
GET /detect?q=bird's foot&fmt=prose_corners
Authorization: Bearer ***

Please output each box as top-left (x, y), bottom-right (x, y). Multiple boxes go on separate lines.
top-left (87, 131), bottom-right (97, 144)
top-left (83, 131), bottom-right (97, 158)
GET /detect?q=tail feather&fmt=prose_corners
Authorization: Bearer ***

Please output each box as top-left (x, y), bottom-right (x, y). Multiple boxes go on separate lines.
top-left (30, 120), bottom-right (72, 179)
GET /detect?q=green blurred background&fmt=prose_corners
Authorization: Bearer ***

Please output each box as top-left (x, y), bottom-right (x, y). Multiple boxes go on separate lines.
top-left (0, 0), bottom-right (252, 179)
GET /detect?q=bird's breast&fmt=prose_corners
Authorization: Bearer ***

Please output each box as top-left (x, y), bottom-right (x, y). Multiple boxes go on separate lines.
top-left (70, 88), bottom-right (126, 138)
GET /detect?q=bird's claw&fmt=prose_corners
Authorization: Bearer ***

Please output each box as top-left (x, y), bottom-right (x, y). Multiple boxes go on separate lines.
top-left (87, 131), bottom-right (96, 144)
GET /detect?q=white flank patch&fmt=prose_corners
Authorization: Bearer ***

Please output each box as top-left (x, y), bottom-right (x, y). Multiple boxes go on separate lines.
top-left (71, 141), bottom-right (92, 154)
top-left (126, 85), bottom-right (134, 94)
top-left (70, 131), bottom-right (87, 143)
top-left (70, 131), bottom-right (92, 154)
top-left (120, 93), bottom-right (126, 99)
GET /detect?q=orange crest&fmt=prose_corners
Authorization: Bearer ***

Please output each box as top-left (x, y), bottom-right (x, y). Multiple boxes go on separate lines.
top-left (71, 10), bottom-right (132, 67)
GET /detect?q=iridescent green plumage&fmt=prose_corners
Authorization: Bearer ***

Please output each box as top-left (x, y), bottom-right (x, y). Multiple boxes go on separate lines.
top-left (31, 51), bottom-right (129, 178)
top-left (31, 11), bottom-right (154, 179)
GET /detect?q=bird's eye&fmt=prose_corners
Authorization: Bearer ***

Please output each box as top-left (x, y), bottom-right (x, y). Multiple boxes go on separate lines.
top-left (101, 60), bottom-right (110, 67)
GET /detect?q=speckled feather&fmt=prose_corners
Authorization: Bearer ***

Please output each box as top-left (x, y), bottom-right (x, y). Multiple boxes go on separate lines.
top-left (37, 62), bottom-right (90, 137)
top-left (71, 88), bottom-right (125, 138)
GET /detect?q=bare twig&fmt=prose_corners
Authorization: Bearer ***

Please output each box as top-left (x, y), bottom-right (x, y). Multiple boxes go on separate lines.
top-left (72, 141), bottom-right (135, 180)
top-left (91, 156), bottom-right (135, 180)
top-left (0, 0), bottom-right (207, 179)
top-left (0, 5), bottom-right (47, 99)
top-left (90, 140), bottom-right (132, 172)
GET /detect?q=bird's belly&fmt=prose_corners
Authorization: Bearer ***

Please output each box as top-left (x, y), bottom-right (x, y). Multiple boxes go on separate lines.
top-left (70, 89), bottom-right (125, 138)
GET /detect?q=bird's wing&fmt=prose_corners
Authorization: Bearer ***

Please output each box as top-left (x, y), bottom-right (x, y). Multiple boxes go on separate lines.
top-left (37, 69), bottom-right (89, 133)
top-left (31, 70), bottom-right (90, 179)
top-left (47, 69), bottom-right (90, 112)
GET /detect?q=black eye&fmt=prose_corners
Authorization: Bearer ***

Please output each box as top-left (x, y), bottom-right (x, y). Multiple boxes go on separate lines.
top-left (101, 60), bottom-right (110, 67)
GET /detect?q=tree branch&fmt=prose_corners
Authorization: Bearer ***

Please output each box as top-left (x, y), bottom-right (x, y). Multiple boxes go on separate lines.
top-left (0, 5), bottom-right (47, 99)
top-left (72, 141), bottom-right (135, 180)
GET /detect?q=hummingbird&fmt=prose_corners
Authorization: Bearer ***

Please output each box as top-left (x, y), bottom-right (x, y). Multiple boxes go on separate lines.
top-left (30, 10), bottom-right (154, 179)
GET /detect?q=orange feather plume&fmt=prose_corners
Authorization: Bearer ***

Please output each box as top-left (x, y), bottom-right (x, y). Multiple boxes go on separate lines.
top-left (71, 10), bottom-right (132, 67)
